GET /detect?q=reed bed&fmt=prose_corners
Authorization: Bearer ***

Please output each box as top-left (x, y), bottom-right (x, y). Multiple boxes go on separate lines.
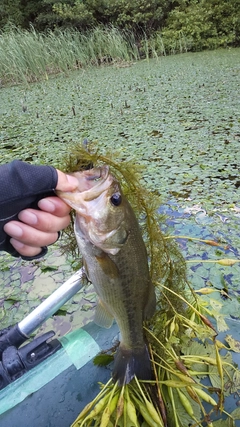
top-left (0, 25), bottom-right (190, 86)
top-left (0, 26), bottom-right (142, 85)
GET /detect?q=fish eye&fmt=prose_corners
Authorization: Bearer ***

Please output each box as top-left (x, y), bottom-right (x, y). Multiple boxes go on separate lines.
top-left (110, 193), bottom-right (122, 206)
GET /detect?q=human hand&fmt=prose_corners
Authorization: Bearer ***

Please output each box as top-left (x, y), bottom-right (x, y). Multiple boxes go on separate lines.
top-left (3, 170), bottom-right (78, 258)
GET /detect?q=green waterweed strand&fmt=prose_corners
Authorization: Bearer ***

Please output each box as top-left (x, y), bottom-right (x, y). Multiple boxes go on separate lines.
top-left (60, 145), bottom-right (188, 317)
top-left (99, 381), bottom-right (119, 427)
top-left (65, 147), bottom-right (239, 427)
top-left (134, 377), bottom-right (165, 426)
top-left (130, 393), bottom-right (163, 427)
top-left (114, 384), bottom-right (125, 426)
top-left (167, 385), bottom-right (180, 427)
top-left (125, 386), bottom-right (139, 427)
top-left (71, 378), bottom-right (112, 426)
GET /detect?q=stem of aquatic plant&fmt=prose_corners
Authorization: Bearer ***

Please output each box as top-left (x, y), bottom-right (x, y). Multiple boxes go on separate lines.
top-left (186, 259), bottom-right (240, 266)
top-left (155, 282), bottom-right (217, 333)
top-left (165, 235), bottom-right (226, 248)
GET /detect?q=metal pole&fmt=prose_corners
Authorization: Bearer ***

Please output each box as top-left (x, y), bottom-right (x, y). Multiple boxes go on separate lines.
top-left (18, 269), bottom-right (84, 337)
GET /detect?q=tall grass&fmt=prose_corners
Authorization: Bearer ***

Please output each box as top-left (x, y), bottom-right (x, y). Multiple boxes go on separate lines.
top-left (0, 25), bottom-right (192, 86)
top-left (0, 26), bottom-right (142, 85)
top-left (0, 27), bottom-right (49, 84)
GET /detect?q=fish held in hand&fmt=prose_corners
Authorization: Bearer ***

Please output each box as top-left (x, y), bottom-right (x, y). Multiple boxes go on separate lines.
top-left (57, 165), bottom-right (156, 385)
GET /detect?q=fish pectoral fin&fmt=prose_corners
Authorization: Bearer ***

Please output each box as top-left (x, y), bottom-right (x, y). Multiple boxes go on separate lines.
top-left (94, 300), bottom-right (114, 329)
top-left (82, 258), bottom-right (90, 280)
top-left (95, 253), bottom-right (119, 279)
top-left (143, 282), bottom-right (156, 320)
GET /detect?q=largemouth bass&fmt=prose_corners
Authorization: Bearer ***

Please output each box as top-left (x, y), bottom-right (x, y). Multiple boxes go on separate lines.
top-left (57, 165), bottom-right (156, 385)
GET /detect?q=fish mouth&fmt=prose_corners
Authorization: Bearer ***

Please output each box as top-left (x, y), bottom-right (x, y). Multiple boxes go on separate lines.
top-left (80, 165), bottom-right (109, 192)
top-left (77, 165), bottom-right (111, 200)
top-left (56, 165), bottom-right (113, 207)
top-left (60, 165), bottom-right (111, 197)
top-left (56, 164), bottom-right (119, 223)
top-left (83, 165), bottom-right (109, 183)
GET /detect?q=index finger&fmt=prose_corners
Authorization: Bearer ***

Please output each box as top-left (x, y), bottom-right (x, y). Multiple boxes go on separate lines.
top-left (55, 170), bottom-right (78, 191)
top-left (38, 196), bottom-right (72, 217)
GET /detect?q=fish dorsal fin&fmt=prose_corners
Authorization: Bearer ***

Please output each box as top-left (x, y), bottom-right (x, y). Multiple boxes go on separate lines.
top-left (143, 282), bottom-right (156, 320)
top-left (94, 300), bottom-right (114, 329)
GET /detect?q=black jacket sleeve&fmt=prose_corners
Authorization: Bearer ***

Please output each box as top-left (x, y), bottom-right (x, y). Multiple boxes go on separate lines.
top-left (0, 160), bottom-right (58, 259)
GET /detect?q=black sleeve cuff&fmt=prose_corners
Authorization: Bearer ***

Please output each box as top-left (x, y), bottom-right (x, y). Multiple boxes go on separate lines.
top-left (21, 246), bottom-right (48, 261)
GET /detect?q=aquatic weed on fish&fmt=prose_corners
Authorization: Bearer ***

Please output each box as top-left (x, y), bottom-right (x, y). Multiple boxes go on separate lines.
top-left (58, 145), bottom-right (240, 427)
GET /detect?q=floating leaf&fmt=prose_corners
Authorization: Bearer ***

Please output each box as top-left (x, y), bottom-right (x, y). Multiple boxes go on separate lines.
top-left (1, 48), bottom-right (240, 427)
top-left (93, 354), bottom-right (114, 366)
top-left (40, 265), bottom-right (59, 272)
top-left (225, 335), bottom-right (240, 353)
top-left (55, 306), bottom-right (68, 316)
top-left (231, 407), bottom-right (240, 421)
top-left (212, 419), bottom-right (235, 427)
top-left (215, 315), bottom-right (229, 332)
top-left (231, 370), bottom-right (240, 394)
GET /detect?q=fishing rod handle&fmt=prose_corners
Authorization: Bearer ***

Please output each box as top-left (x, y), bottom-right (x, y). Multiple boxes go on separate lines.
top-left (18, 268), bottom-right (84, 337)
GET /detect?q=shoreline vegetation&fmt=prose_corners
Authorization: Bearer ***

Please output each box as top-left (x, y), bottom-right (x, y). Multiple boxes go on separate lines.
top-left (0, 23), bottom-right (239, 86)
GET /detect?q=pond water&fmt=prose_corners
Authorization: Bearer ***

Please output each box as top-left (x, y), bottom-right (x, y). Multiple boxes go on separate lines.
top-left (0, 48), bottom-right (239, 426)
top-left (1, 48), bottom-right (239, 208)
top-left (0, 46), bottom-right (239, 333)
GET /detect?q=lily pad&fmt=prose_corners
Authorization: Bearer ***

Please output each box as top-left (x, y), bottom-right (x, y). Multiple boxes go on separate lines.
top-left (0, 48), bottom-right (239, 338)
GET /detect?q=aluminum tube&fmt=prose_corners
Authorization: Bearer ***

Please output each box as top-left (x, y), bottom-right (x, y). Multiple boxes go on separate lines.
top-left (18, 268), bottom-right (84, 337)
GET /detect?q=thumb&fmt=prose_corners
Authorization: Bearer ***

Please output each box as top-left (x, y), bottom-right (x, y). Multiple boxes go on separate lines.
top-left (55, 170), bottom-right (78, 191)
